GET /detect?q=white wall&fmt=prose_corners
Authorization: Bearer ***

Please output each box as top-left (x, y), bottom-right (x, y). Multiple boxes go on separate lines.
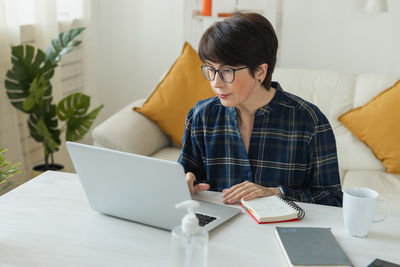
top-left (90, 0), bottom-right (400, 124)
top-left (279, 0), bottom-right (400, 74)
top-left (90, 0), bottom-right (184, 121)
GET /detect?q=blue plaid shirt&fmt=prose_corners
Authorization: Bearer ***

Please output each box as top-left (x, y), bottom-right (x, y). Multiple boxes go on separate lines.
top-left (178, 82), bottom-right (343, 207)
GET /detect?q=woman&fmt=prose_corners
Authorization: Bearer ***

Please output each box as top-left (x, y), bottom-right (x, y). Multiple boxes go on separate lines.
top-left (178, 12), bottom-right (343, 207)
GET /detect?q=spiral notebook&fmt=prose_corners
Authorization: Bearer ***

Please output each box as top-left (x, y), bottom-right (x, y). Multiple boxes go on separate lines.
top-left (240, 194), bottom-right (305, 224)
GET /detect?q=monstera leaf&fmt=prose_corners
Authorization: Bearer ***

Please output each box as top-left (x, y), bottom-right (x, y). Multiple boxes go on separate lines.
top-left (27, 103), bottom-right (61, 154)
top-left (56, 93), bottom-right (103, 141)
top-left (46, 28), bottom-right (85, 65)
top-left (5, 27), bottom-right (85, 112)
top-left (23, 75), bottom-right (47, 111)
top-left (5, 46), bottom-right (54, 112)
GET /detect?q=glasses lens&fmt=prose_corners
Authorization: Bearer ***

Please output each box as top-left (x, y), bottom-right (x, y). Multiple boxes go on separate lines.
top-left (220, 67), bottom-right (234, 83)
top-left (201, 66), bottom-right (215, 81)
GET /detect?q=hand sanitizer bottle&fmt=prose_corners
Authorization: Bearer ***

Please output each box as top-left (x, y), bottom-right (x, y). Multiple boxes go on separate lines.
top-left (171, 200), bottom-right (208, 267)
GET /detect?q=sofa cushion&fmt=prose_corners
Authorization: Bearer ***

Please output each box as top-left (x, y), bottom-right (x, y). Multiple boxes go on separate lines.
top-left (339, 79), bottom-right (400, 174)
top-left (335, 133), bottom-right (384, 181)
top-left (352, 74), bottom-right (400, 108)
top-left (342, 170), bottom-right (400, 216)
top-left (150, 147), bottom-right (181, 162)
top-left (92, 99), bottom-right (170, 156)
top-left (134, 42), bottom-right (214, 146)
top-left (341, 74), bottom-right (400, 172)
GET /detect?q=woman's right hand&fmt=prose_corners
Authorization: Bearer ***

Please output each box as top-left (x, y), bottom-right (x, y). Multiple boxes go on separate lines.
top-left (186, 172), bottom-right (210, 195)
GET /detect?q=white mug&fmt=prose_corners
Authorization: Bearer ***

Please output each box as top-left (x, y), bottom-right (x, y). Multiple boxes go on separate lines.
top-left (343, 187), bottom-right (390, 237)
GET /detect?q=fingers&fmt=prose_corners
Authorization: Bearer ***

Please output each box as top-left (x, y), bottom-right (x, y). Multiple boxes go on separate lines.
top-left (222, 181), bottom-right (255, 204)
top-left (194, 183), bottom-right (210, 193)
top-left (186, 172), bottom-right (196, 195)
top-left (223, 188), bottom-right (256, 204)
top-left (241, 190), bottom-right (264, 201)
top-left (222, 181), bottom-right (247, 198)
top-left (222, 182), bottom-right (276, 204)
top-left (186, 172), bottom-right (210, 195)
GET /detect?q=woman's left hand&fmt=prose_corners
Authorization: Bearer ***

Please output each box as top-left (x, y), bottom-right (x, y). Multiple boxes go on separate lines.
top-left (222, 181), bottom-right (280, 204)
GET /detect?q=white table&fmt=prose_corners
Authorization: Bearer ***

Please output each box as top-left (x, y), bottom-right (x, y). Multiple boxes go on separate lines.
top-left (0, 171), bottom-right (399, 267)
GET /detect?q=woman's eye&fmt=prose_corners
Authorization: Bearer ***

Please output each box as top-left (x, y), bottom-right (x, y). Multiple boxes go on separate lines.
top-left (222, 68), bottom-right (233, 75)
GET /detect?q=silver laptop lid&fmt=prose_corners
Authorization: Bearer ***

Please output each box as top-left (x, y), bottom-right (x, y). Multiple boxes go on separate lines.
top-left (66, 142), bottom-right (190, 230)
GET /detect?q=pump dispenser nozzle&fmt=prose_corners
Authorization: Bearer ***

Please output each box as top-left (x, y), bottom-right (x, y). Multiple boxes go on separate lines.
top-left (175, 200), bottom-right (200, 235)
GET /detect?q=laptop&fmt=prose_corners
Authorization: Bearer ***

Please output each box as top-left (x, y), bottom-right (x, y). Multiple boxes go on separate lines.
top-left (66, 142), bottom-right (240, 231)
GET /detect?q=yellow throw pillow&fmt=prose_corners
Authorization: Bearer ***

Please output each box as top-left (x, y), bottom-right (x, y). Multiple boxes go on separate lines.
top-left (338, 80), bottom-right (400, 174)
top-left (134, 42), bottom-right (214, 146)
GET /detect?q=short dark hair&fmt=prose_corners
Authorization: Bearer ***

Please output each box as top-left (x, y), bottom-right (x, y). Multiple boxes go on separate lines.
top-left (198, 12), bottom-right (278, 90)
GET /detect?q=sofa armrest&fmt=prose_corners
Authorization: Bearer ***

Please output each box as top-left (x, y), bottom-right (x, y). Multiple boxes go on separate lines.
top-left (92, 98), bottom-right (171, 156)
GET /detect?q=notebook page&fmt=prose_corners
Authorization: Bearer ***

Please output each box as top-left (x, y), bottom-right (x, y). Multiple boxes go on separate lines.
top-left (243, 195), bottom-right (297, 218)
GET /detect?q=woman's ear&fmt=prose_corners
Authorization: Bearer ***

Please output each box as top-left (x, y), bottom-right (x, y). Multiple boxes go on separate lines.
top-left (256, 63), bottom-right (268, 83)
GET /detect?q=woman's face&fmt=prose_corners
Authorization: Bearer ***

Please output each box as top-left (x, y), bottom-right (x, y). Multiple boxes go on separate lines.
top-left (205, 61), bottom-right (259, 108)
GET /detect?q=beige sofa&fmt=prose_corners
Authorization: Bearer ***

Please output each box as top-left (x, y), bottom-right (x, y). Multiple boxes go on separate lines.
top-left (92, 68), bottom-right (400, 215)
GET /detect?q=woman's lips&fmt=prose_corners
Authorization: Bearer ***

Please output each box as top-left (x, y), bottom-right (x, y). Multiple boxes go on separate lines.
top-left (217, 93), bottom-right (230, 99)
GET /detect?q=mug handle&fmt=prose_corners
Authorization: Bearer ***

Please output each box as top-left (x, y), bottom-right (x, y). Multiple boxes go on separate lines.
top-left (373, 199), bottom-right (390, 223)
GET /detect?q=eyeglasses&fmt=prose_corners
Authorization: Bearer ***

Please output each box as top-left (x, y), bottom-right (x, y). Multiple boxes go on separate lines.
top-left (201, 65), bottom-right (248, 83)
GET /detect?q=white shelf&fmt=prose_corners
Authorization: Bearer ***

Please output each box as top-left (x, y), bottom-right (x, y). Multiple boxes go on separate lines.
top-left (193, 15), bottom-right (227, 21)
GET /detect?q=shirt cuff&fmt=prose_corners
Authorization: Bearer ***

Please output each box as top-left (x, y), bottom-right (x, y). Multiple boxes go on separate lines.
top-left (278, 186), bottom-right (285, 195)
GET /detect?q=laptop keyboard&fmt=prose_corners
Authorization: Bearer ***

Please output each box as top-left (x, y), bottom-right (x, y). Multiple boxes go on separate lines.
top-left (195, 213), bottom-right (217, 227)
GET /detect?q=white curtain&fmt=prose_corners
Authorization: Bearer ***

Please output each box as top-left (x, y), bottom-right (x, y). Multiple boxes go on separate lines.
top-left (0, 0), bottom-right (25, 194)
top-left (0, 0), bottom-right (94, 194)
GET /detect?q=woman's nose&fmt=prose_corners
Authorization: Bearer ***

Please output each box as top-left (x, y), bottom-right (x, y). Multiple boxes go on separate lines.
top-left (212, 72), bottom-right (225, 88)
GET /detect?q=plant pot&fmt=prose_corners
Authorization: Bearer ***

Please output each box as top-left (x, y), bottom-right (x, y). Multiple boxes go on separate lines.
top-left (31, 163), bottom-right (65, 178)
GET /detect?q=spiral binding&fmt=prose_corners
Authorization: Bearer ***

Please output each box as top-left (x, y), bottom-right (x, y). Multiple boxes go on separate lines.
top-left (276, 193), bottom-right (305, 220)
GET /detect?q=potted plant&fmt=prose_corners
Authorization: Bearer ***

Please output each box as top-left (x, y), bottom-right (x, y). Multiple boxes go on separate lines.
top-left (4, 27), bottom-right (103, 174)
top-left (0, 149), bottom-right (21, 191)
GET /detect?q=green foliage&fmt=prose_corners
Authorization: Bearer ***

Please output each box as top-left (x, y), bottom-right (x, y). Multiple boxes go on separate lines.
top-left (23, 75), bottom-right (47, 111)
top-left (0, 149), bottom-right (21, 189)
top-left (56, 93), bottom-right (103, 141)
top-left (46, 27), bottom-right (85, 65)
top-left (4, 27), bottom-right (103, 169)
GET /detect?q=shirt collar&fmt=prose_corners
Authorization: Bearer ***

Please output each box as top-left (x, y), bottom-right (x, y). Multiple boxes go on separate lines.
top-left (256, 81), bottom-right (283, 115)
top-left (269, 81), bottom-right (284, 106)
